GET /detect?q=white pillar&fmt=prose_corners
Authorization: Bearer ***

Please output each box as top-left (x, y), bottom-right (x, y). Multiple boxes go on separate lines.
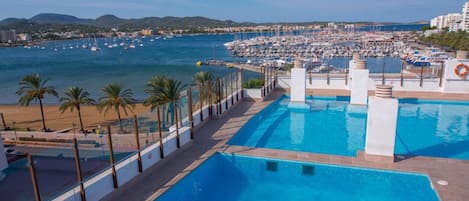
top-left (0, 137), bottom-right (8, 180)
top-left (290, 58), bottom-right (306, 103)
top-left (348, 53), bottom-right (360, 90)
top-left (348, 60), bottom-right (355, 90)
top-left (365, 85), bottom-right (398, 157)
top-left (350, 59), bottom-right (369, 105)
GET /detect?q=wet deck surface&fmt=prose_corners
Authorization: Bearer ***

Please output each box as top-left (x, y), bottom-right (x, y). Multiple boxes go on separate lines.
top-left (102, 89), bottom-right (469, 201)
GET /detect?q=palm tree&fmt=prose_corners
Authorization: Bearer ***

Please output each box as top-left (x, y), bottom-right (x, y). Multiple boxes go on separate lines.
top-left (59, 86), bottom-right (96, 132)
top-left (97, 83), bottom-right (136, 132)
top-left (193, 71), bottom-right (213, 87)
top-left (143, 75), bottom-right (185, 147)
top-left (16, 74), bottom-right (58, 131)
top-left (193, 71), bottom-right (214, 113)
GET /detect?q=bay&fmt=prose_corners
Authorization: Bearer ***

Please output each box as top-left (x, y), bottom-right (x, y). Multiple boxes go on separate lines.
top-left (0, 32), bottom-right (407, 104)
top-left (0, 34), bottom-right (251, 104)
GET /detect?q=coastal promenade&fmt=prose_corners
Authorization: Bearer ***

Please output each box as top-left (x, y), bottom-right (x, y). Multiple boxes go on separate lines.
top-left (102, 89), bottom-right (469, 201)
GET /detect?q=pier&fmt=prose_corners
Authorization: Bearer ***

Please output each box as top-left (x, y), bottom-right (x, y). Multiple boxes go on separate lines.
top-left (224, 62), bottom-right (264, 73)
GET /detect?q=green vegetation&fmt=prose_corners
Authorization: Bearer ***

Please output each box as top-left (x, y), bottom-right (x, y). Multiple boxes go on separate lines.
top-left (16, 74), bottom-right (58, 131)
top-left (97, 83), bottom-right (137, 131)
top-left (421, 26), bottom-right (437, 32)
top-left (193, 71), bottom-right (214, 106)
top-left (59, 86), bottom-right (96, 132)
top-left (143, 76), bottom-right (186, 147)
top-left (18, 136), bottom-right (97, 145)
top-left (419, 31), bottom-right (469, 51)
top-left (243, 79), bottom-right (265, 89)
top-left (283, 63), bottom-right (294, 72)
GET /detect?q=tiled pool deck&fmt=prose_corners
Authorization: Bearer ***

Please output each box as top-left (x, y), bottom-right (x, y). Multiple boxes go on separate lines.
top-left (102, 89), bottom-right (469, 201)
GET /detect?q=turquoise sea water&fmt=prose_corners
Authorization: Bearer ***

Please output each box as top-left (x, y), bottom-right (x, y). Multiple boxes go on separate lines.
top-left (0, 33), bottom-right (405, 104)
top-left (156, 153), bottom-right (439, 201)
top-left (0, 34), bottom-right (243, 104)
top-left (229, 96), bottom-right (469, 160)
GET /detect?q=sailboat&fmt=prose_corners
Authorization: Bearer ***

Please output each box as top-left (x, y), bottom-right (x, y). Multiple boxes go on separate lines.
top-left (91, 35), bottom-right (100, 52)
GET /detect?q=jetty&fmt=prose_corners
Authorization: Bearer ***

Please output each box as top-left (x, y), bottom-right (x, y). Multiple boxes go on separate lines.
top-left (224, 62), bottom-right (264, 73)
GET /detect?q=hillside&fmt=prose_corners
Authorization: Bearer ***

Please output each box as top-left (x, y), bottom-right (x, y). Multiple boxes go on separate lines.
top-left (0, 13), bottom-right (248, 31)
top-left (29, 13), bottom-right (89, 24)
top-left (0, 13), bottom-right (424, 33)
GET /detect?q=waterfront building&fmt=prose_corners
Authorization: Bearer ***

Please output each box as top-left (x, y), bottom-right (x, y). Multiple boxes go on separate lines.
top-left (430, 13), bottom-right (462, 31)
top-left (0, 30), bottom-right (16, 43)
top-left (141, 28), bottom-right (153, 36)
top-left (462, 1), bottom-right (469, 31)
top-left (16, 33), bottom-right (32, 41)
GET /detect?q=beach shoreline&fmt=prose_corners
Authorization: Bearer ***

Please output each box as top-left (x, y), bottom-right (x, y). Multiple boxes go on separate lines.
top-left (0, 103), bottom-right (150, 131)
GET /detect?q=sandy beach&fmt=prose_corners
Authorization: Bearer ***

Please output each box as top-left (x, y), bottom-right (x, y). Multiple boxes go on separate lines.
top-left (0, 104), bottom-right (150, 131)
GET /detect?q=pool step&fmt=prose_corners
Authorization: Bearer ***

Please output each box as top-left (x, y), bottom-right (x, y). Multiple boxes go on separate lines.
top-left (245, 108), bottom-right (288, 146)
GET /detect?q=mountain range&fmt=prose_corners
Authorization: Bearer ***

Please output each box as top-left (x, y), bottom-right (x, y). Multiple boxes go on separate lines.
top-left (0, 13), bottom-right (250, 32)
top-left (0, 13), bottom-right (428, 33)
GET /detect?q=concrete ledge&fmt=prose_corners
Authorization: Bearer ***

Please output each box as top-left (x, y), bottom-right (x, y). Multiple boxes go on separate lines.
top-left (357, 151), bottom-right (395, 164)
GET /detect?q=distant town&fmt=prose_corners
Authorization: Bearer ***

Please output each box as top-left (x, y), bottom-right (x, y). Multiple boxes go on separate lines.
top-left (3, 1), bottom-right (469, 49)
top-left (0, 13), bottom-right (427, 47)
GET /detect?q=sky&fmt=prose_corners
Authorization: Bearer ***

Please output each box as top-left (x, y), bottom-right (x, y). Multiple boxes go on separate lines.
top-left (1, 0), bottom-right (468, 23)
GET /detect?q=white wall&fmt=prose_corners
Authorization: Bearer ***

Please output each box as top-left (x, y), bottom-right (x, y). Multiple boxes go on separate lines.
top-left (141, 143), bottom-right (162, 170)
top-left (179, 127), bottom-right (191, 145)
top-left (370, 78), bottom-right (440, 92)
top-left (442, 59), bottom-right (469, 92)
top-left (306, 77), bottom-right (348, 90)
top-left (0, 137), bottom-right (7, 172)
top-left (244, 88), bottom-right (263, 100)
top-left (53, 126), bottom-right (192, 201)
top-left (163, 133), bottom-right (178, 156)
top-left (52, 87), bottom-right (244, 201)
top-left (278, 77), bottom-right (291, 89)
top-left (279, 73), bottom-right (467, 95)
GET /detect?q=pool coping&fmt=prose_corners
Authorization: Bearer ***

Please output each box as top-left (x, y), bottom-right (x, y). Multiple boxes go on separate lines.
top-left (102, 89), bottom-right (469, 201)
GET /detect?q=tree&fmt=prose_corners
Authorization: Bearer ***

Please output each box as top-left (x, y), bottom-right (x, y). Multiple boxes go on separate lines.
top-left (143, 75), bottom-right (185, 147)
top-left (97, 83), bottom-right (136, 132)
top-left (193, 71), bottom-right (214, 86)
top-left (59, 86), bottom-right (96, 132)
top-left (16, 74), bottom-right (58, 131)
top-left (420, 31), bottom-right (469, 51)
top-left (193, 71), bottom-right (214, 106)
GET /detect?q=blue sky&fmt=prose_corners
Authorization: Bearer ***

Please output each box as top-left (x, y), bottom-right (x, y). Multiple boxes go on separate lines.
top-left (1, 0), bottom-right (467, 23)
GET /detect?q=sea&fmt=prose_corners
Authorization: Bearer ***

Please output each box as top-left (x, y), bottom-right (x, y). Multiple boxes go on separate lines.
top-left (0, 24), bottom-right (425, 104)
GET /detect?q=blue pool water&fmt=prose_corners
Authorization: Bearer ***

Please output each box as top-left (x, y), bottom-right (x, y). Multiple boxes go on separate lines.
top-left (229, 96), bottom-right (469, 160)
top-left (156, 153), bottom-right (439, 201)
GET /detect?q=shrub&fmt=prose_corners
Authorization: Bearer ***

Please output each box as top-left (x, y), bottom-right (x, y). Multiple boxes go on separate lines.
top-left (243, 79), bottom-right (265, 89)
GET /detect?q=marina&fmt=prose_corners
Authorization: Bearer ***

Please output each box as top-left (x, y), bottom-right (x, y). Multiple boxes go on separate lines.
top-left (1, 1), bottom-right (469, 199)
top-left (224, 31), bottom-right (410, 59)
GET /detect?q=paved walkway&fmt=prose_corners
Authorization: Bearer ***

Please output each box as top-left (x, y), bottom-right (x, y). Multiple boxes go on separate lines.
top-left (102, 89), bottom-right (469, 201)
top-left (101, 90), bottom-right (282, 201)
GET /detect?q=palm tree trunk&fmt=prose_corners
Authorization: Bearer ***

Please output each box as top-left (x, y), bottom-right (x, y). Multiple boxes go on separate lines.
top-left (117, 109), bottom-right (123, 132)
top-left (39, 99), bottom-right (47, 131)
top-left (174, 101), bottom-right (180, 148)
top-left (77, 106), bottom-right (84, 132)
top-left (157, 106), bottom-right (164, 158)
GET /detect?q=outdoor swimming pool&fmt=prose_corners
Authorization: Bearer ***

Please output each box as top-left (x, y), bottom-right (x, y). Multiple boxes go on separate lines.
top-left (229, 96), bottom-right (469, 160)
top-left (155, 153), bottom-right (439, 201)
